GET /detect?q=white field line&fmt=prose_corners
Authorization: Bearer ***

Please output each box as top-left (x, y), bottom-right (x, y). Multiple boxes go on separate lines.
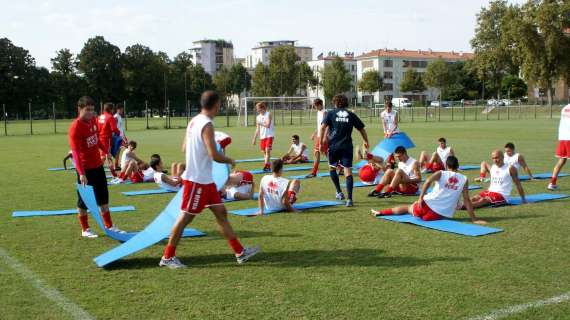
top-left (0, 247), bottom-right (94, 320)
top-left (467, 292), bottom-right (570, 320)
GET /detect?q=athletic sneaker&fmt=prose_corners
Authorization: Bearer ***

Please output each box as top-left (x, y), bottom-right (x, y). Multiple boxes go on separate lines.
top-left (346, 200), bottom-right (353, 207)
top-left (336, 192), bottom-right (345, 201)
top-left (377, 192), bottom-right (392, 198)
top-left (159, 256), bottom-right (186, 269)
top-left (109, 177), bottom-right (122, 184)
top-left (547, 183), bottom-right (558, 191)
top-left (107, 225), bottom-right (127, 234)
top-left (368, 190), bottom-right (381, 197)
top-left (81, 228), bottom-right (98, 238)
top-left (305, 173), bottom-right (317, 178)
top-left (474, 177), bottom-right (490, 183)
top-left (236, 246), bottom-right (261, 264)
top-left (262, 167), bottom-right (271, 173)
top-left (370, 209), bottom-right (381, 216)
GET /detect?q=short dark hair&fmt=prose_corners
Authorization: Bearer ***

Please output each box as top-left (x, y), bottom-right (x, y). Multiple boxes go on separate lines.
top-left (313, 98), bottom-right (323, 106)
top-left (256, 102), bottom-right (267, 109)
top-left (438, 137), bottom-right (446, 143)
top-left (446, 155), bottom-right (459, 170)
top-left (103, 102), bottom-right (114, 113)
top-left (150, 153), bottom-right (161, 165)
top-left (115, 103), bottom-right (124, 110)
top-left (77, 96), bottom-right (95, 108)
top-left (200, 91), bottom-right (220, 110)
top-left (128, 140), bottom-right (137, 148)
top-left (394, 146), bottom-right (407, 154)
top-left (504, 142), bottom-right (515, 150)
top-left (332, 94), bottom-right (348, 108)
top-left (385, 100), bottom-right (393, 108)
top-left (272, 159), bottom-right (284, 173)
top-left (292, 135), bottom-right (299, 140)
top-left (150, 154), bottom-right (161, 170)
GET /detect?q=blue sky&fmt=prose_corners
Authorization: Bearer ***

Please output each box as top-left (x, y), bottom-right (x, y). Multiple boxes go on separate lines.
top-left (1, 0), bottom-right (524, 69)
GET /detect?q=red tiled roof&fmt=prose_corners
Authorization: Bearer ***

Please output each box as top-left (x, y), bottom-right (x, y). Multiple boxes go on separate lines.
top-left (356, 49), bottom-right (474, 60)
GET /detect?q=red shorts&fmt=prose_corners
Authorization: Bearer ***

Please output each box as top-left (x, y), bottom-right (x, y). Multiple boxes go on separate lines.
top-left (260, 137), bottom-right (273, 151)
top-left (479, 190), bottom-right (507, 205)
top-left (556, 140), bottom-right (570, 158)
top-left (411, 201), bottom-right (444, 221)
top-left (359, 165), bottom-right (380, 184)
top-left (218, 137), bottom-right (232, 149)
top-left (314, 136), bottom-right (329, 153)
top-left (181, 180), bottom-right (222, 214)
top-left (130, 171), bottom-right (144, 183)
top-left (427, 161), bottom-right (445, 172)
top-left (396, 183), bottom-right (419, 195)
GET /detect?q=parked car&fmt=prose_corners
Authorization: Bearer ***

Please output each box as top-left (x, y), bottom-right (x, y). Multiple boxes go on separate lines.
top-left (391, 97), bottom-right (412, 108)
top-left (430, 100), bottom-right (450, 107)
top-left (487, 99), bottom-right (506, 106)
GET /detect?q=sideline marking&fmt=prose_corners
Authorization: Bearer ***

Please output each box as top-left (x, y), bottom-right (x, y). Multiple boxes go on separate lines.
top-left (467, 292), bottom-right (570, 320)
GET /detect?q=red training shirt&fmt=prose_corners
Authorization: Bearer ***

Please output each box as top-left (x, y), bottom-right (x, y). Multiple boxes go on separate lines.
top-left (97, 112), bottom-right (120, 141)
top-left (69, 117), bottom-right (106, 175)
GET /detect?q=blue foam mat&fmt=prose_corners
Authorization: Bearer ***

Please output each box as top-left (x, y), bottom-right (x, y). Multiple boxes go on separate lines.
top-left (459, 165), bottom-right (480, 171)
top-left (519, 172), bottom-right (569, 181)
top-left (12, 206), bottom-right (135, 218)
top-left (48, 167), bottom-right (75, 171)
top-left (229, 200), bottom-right (343, 216)
top-left (378, 214), bottom-right (503, 236)
top-left (507, 193), bottom-right (569, 205)
top-left (235, 157), bottom-right (277, 163)
top-left (122, 188), bottom-right (176, 196)
top-left (250, 166), bottom-right (313, 175)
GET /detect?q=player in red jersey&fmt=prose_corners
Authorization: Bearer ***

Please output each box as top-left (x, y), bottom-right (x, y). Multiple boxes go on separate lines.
top-left (97, 102), bottom-right (121, 177)
top-left (69, 96), bottom-right (125, 238)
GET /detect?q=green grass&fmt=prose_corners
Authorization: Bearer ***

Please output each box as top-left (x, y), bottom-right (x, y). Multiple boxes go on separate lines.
top-left (1, 118), bottom-right (569, 319)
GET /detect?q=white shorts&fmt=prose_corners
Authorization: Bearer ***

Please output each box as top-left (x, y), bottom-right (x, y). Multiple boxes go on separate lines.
top-left (226, 184), bottom-right (252, 200)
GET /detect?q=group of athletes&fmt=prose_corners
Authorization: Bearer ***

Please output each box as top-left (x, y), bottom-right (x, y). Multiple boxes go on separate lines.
top-left (68, 90), bottom-right (570, 268)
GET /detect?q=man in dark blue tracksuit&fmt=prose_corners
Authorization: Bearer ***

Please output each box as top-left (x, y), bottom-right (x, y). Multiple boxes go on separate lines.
top-left (320, 94), bottom-right (370, 207)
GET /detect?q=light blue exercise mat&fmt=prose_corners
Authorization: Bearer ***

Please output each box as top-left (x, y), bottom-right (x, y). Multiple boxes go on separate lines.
top-left (378, 215), bottom-right (503, 236)
top-left (250, 166), bottom-right (313, 175)
top-left (229, 200), bottom-right (343, 216)
top-left (519, 172), bottom-right (569, 181)
top-left (507, 193), bottom-right (569, 205)
top-left (12, 206), bottom-right (135, 218)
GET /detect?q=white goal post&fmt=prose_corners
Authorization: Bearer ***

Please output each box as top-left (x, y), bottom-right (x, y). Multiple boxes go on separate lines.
top-left (239, 96), bottom-right (317, 127)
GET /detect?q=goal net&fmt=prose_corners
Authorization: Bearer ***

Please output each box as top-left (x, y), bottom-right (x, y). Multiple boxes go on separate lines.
top-left (238, 96), bottom-right (316, 127)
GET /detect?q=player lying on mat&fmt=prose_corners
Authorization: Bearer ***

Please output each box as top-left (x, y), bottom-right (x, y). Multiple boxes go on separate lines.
top-left (368, 146), bottom-right (422, 198)
top-left (281, 135), bottom-right (309, 164)
top-left (356, 146), bottom-right (387, 185)
top-left (372, 156), bottom-right (487, 224)
top-left (419, 137), bottom-right (455, 173)
top-left (221, 170), bottom-right (256, 201)
top-left (150, 156), bottom-right (185, 192)
top-left (476, 142), bottom-right (533, 182)
top-left (468, 149), bottom-right (526, 208)
top-left (257, 159), bottom-right (301, 215)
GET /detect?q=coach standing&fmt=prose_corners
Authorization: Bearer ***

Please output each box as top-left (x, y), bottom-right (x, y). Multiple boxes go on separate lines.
top-left (320, 94), bottom-right (369, 207)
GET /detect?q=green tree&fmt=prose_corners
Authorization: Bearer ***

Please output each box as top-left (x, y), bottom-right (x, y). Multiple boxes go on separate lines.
top-left (213, 66), bottom-right (232, 104)
top-left (268, 46), bottom-right (298, 96)
top-left (77, 36), bottom-right (125, 102)
top-left (501, 75), bottom-right (527, 99)
top-left (298, 61), bottom-right (318, 95)
top-left (228, 63), bottom-right (251, 96)
top-left (357, 70), bottom-right (382, 103)
top-left (187, 64), bottom-right (214, 111)
top-left (321, 57), bottom-right (352, 104)
top-left (506, 0), bottom-right (570, 106)
top-left (424, 59), bottom-right (450, 102)
top-left (50, 49), bottom-right (86, 116)
top-left (251, 62), bottom-right (271, 97)
top-left (399, 69), bottom-right (426, 94)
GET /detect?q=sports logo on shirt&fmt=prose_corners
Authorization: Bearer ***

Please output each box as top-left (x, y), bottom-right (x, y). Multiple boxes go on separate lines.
top-left (335, 110), bottom-right (349, 123)
top-left (266, 180), bottom-right (279, 195)
top-left (444, 175), bottom-right (460, 190)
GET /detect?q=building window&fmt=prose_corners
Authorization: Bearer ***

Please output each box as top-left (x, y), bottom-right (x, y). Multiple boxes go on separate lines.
top-left (403, 60), bottom-right (428, 68)
top-left (383, 72), bottom-right (393, 79)
top-left (351, 65), bottom-right (356, 72)
top-left (384, 60), bottom-right (393, 68)
top-left (382, 83), bottom-right (393, 91)
top-left (361, 60), bottom-right (373, 69)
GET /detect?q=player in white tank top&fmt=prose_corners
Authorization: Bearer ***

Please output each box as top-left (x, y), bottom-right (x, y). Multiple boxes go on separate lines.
top-left (478, 143), bottom-right (533, 181)
top-left (257, 159), bottom-right (301, 215)
top-left (370, 146), bottom-right (422, 197)
top-left (282, 135), bottom-right (309, 164)
top-left (252, 102), bottom-right (275, 171)
top-left (307, 98), bottom-right (327, 178)
top-left (471, 150), bottom-right (527, 208)
top-left (419, 137), bottom-right (455, 172)
top-left (380, 101), bottom-right (399, 137)
top-left (372, 155), bottom-right (486, 224)
top-left (549, 104), bottom-right (570, 190)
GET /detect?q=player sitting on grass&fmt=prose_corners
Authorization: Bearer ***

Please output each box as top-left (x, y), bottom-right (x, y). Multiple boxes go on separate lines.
top-left (369, 146), bottom-right (421, 198)
top-left (418, 137), bottom-right (455, 173)
top-left (469, 150), bottom-right (527, 208)
top-left (476, 142), bottom-right (533, 182)
top-left (257, 159), bottom-right (301, 215)
top-left (356, 146), bottom-right (386, 185)
top-left (281, 135), bottom-right (309, 164)
top-left (372, 156), bottom-right (487, 224)
top-left (221, 170), bottom-right (256, 201)
top-left (251, 102), bottom-right (274, 172)
top-left (150, 156), bottom-right (185, 192)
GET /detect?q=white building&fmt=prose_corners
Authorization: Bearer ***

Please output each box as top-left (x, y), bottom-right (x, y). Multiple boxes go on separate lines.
top-left (189, 39), bottom-right (234, 75)
top-left (245, 40), bottom-right (312, 69)
top-left (307, 52), bottom-right (358, 105)
top-left (356, 48), bottom-right (474, 104)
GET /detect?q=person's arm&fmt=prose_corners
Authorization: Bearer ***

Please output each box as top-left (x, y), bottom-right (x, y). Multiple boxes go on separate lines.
top-left (110, 115), bottom-right (120, 136)
top-left (418, 171), bottom-right (440, 204)
top-left (161, 174), bottom-right (181, 187)
top-left (299, 144), bottom-right (307, 158)
top-left (283, 145), bottom-right (293, 158)
top-left (235, 181), bottom-right (255, 200)
top-left (449, 147), bottom-right (455, 157)
top-left (282, 182), bottom-right (298, 212)
top-left (202, 123), bottom-right (235, 167)
top-left (128, 151), bottom-right (143, 164)
top-left (410, 161), bottom-right (422, 184)
top-left (381, 113), bottom-right (388, 134)
top-left (69, 127), bottom-right (87, 186)
top-left (63, 152), bottom-right (73, 170)
top-left (518, 154), bottom-right (533, 179)
top-left (510, 166), bottom-right (526, 203)
top-left (181, 135), bottom-right (186, 153)
top-left (263, 113), bottom-right (273, 128)
top-left (252, 123), bottom-right (259, 145)
top-left (358, 128), bottom-right (370, 151)
top-left (257, 186), bottom-right (265, 215)
top-left (463, 181), bottom-right (486, 224)
top-left (390, 113), bottom-right (398, 135)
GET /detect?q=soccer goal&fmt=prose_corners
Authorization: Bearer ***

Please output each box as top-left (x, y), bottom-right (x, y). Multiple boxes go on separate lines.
top-left (238, 96), bottom-right (316, 127)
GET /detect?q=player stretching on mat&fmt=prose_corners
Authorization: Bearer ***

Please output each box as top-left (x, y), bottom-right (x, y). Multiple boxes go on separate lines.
top-left (381, 100), bottom-right (399, 138)
top-left (372, 156), bottom-right (487, 224)
top-left (548, 104), bottom-right (570, 190)
top-left (320, 94), bottom-right (369, 207)
top-left (97, 102), bottom-right (121, 178)
top-left (282, 135), bottom-right (309, 164)
top-left (306, 98), bottom-right (327, 178)
top-left (477, 142), bottom-right (533, 182)
top-left (69, 96), bottom-right (125, 238)
top-left (369, 146), bottom-right (421, 198)
top-left (257, 159), bottom-right (301, 215)
top-left (150, 156), bottom-right (184, 192)
top-left (469, 150), bottom-right (526, 208)
top-left (252, 102), bottom-right (274, 172)
top-left (160, 91), bottom-right (260, 269)
top-left (419, 137), bottom-right (455, 173)
top-left (221, 171), bottom-right (256, 201)
top-left (356, 146), bottom-right (386, 185)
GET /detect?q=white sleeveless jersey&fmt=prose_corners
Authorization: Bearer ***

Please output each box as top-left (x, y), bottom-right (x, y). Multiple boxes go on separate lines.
top-left (398, 157), bottom-right (418, 180)
top-left (260, 175), bottom-right (289, 211)
top-left (154, 172), bottom-right (180, 192)
top-left (488, 163), bottom-right (513, 199)
top-left (504, 153), bottom-right (520, 170)
top-left (114, 114), bottom-right (125, 137)
top-left (436, 146), bottom-right (451, 165)
top-left (559, 104), bottom-right (570, 140)
top-left (257, 111), bottom-right (274, 139)
top-left (120, 149), bottom-right (135, 169)
top-left (225, 184), bottom-right (253, 201)
top-left (424, 171), bottom-right (467, 218)
top-left (291, 143), bottom-right (308, 158)
top-left (181, 114), bottom-right (214, 184)
top-left (316, 109), bottom-right (327, 137)
top-left (381, 110), bottom-right (399, 134)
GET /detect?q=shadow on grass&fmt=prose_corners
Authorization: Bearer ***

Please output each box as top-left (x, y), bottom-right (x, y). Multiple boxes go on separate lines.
top-left (104, 248), bottom-right (471, 270)
top-left (191, 230), bottom-right (303, 240)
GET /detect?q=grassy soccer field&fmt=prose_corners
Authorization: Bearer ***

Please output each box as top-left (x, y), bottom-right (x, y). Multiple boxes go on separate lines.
top-left (1, 117), bottom-right (569, 320)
